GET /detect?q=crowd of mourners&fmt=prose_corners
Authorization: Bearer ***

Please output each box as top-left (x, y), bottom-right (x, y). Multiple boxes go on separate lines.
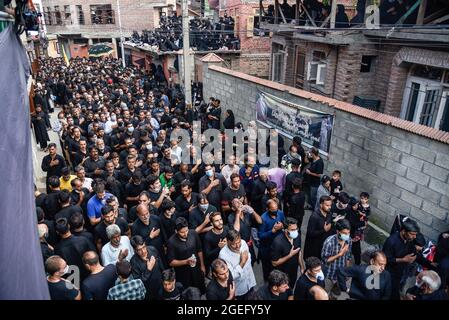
top-left (31, 56), bottom-right (449, 300)
top-left (128, 13), bottom-right (239, 52)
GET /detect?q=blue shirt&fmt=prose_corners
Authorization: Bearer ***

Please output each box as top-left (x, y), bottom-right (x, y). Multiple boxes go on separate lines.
top-left (87, 193), bottom-right (113, 219)
top-left (258, 210), bottom-right (285, 255)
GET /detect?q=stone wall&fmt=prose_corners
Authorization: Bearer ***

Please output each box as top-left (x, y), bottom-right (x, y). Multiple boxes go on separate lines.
top-left (203, 64), bottom-right (449, 241)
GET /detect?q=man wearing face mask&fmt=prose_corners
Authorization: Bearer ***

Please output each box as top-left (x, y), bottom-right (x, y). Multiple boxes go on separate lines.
top-left (271, 217), bottom-right (305, 288)
top-left (189, 193), bottom-right (216, 237)
top-left (321, 219), bottom-right (352, 297)
top-left (199, 164), bottom-right (228, 212)
top-left (383, 218), bottom-right (420, 300)
top-left (337, 250), bottom-right (392, 300)
top-left (46, 255), bottom-right (82, 300)
top-left (258, 200), bottom-right (286, 281)
top-left (405, 270), bottom-right (449, 300)
top-left (294, 257), bottom-right (326, 300)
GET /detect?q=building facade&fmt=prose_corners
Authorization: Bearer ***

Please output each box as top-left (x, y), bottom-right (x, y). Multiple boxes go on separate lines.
top-left (263, 0), bottom-right (449, 132)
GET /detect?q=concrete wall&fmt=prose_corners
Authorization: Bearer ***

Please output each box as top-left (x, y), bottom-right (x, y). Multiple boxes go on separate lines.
top-left (202, 64), bottom-right (449, 241)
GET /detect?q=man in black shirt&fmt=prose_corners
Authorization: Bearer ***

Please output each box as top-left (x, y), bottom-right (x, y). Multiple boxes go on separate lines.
top-left (46, 255), bottom-right (81, 300)
top-left (172, 164), bottom-right (193, 199)
top-left (383, 218), bottom-right (420, 300)
top-left (254, 270), bottom-right (293, 300)
top-left (304, 147), bottom-right (323, 208)
top-left (330, 192), bottom-right (350, 221)
top-left (83, 146), bottom-right (106, 179)
top-left (41, 143), bottom-right (66, 194)
top-left (199, 164), bottom-right (227, 211)
top-left (160, 199), bottom-right (178, 239)
top-left (222, 173), bottom-right (247, 216)
top-left (95, 205), bottom-right (129, 252)
top-left (204, 212), bottom-right (229, 271)
top-left (303, 195), bottom-right (334, 259)
top-left (206, 258), bottom-right (236, 300)
top-left (294, 257), bottom-right (325, 300)
top-left (250, 168), bottom-right (268, 215)
top-left (81, 251), bottom-right (117, 300)
top-left (175, 180), bottom-right (199, 220)
top-left (271, 217), bottom-right (304, 288)
top-left (70, 213), bottom-right (95, 246)
top-left (54, 218), bottom-right (95, 281)
top-left (157, 268), bottom-right (184, 300)
top-left (287, 178), bottom-right (305, 228)
top-left (283, 158), bottom-right (302, 215)
top-left (167, 217), bottom-right (206, 293)
top-left (55, 190), bottom-right (83, 222)
top-left (261, 181), bottom-right (283, 213)
top-left (43, 176), bottom-right (62, 220)
top-left (130, 235), bottom-right (164, 300)
top-left (125, 171), bottom-right (145, 209)
top-left (188, 193), bottom-right (215, 236)
top-left (132, 204), bottom-right (166, 259)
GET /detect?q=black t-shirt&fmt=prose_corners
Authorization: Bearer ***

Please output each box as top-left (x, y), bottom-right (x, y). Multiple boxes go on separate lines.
top-left (160, 214), bottom-right (177, 240)
top-left (227, 212), bottom-right (257, 242)
top-left (330, 179), bottom-right (343, 198)
top-left (256, 284), bottom-right (292, 300)
top-left (54, 205), bottom-right (83, 222)
top-left (271, 232), bottom-right (301, 279)
top-left (308, 158), bottom-right (324, 187)
top-left (95, 217), bottom-right (129, 246)
top-left (288, 192), bottom-right (305, 220)
top-left (125, 182), bottom-right (146, 207)
top-left (47, 279), bottom-right (79, 300)
top-left (81, 264), bottom-right (118, 300)
top-left (55, 235), bottom-right (95, 280)
top-left (175, 193), bottom-right (200, 220)
top-left (189, 205), bottom-right (216, 230)
top-left (131, 215), bottom-right (166, 254)
top-left (43, 191), bottom-right (61, 220)
top-left (206, 273), bottom-right (234, 300)
top-left (294, 273), bottom-right (325, 300)
top-left (157, 282), bottom-right (184, 300)
top-left (204, 227), bottom-right (229, 265)
top-left (222, 185), bottom-right (246, 208)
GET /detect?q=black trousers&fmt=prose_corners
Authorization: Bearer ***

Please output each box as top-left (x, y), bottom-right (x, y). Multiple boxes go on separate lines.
top-left (352, 240), bottom-right (361, 265)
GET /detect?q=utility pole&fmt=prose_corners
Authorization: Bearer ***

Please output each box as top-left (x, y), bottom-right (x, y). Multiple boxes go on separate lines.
top-left (116, 0), bottom-right (126, 68)
top-left (182, 0), bottom-right (192, 105)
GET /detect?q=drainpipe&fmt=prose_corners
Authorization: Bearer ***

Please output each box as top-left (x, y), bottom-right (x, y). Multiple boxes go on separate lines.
top-left (332, 46), bottom-right (339, 98)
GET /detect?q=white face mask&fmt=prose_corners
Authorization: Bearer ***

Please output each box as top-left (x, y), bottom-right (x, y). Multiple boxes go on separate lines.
top-left (316, 271), bottom-right (325, 281)
top-left (61, 265), bottom-right (70, 276)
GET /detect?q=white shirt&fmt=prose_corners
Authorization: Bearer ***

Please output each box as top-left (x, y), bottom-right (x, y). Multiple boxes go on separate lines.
top-left (101, 236), bottom-right (135, 266)
top-left (219, 240), bottom-right (256, 296)
top-left (104, 120), bottom-right (117, 134)
top-left (81, 177), bottom-right (93, 192)
top-left (221, 164), bottom-right (240, 185)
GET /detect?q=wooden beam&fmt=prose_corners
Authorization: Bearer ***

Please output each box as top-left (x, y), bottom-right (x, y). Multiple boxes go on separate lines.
top-left (429, 13), bottom-right (449, 25)
top-left (320, 15), bottom-right (331, 28)
top-left (330, 0), bottom-right (337, 28)
top-left (300, 3), bottom-right (317, 27)
top-left (417, 0), bottom-right (428, 25)
top-left (275, 0), bottom-right (279, 24)
top-left (295, 0), bottom-right (300, 25)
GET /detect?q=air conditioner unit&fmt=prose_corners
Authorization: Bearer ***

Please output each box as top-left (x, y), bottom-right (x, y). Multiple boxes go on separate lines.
top-left (307, 61), bottom-right (319, 81)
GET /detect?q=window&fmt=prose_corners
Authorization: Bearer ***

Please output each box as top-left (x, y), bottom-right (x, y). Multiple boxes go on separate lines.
top-left (307, 51), bottom-right (326, 86)
top-left (405, 82), bottom-right (420, 121)
top-left (247, 16), bottom-right (254, 37)
top-left (294, 47), bottom-right (306, 89)
top-left (64, 6), bottom-right (72, 25)
top-left (360, 55), bottom-right (376, 73)
top-left (77, 5), bottom-right (85, 25)
top-left (54, 6), bottom-right (62, 25)
top-left (272, 52), bottom-right (284, 83)
top-left (419, 88), bottom-right (441, 127)
top-left (90, 4), bottom-right (115, 25)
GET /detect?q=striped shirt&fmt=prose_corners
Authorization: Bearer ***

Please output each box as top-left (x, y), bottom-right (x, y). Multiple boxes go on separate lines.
top-left (321, 234), bottom-right (352, 281)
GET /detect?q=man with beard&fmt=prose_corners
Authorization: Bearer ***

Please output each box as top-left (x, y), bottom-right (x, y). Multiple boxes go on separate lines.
top-left (131, 236), bottom-right (164, 299)
top-left (303, 195), bottom-right (334, 260)
top-left (159, 199), bottom-right (178, 239)
top-left (167, 217), bottom-right (206, 293)
top-left (41, 143), bottom-right (66, 194)
top-left (84, 147), bottom-right (106, 179)
top-left (383, 218), bottom-right (420, 300)
top-left (204, 212), bottom-right (229, 272)
top-left (94, 205), bottom-right (129, 252)
top-left (131, 204), bottom-right (166, 261)
top-left (175, 180), bottom-right (199, 220)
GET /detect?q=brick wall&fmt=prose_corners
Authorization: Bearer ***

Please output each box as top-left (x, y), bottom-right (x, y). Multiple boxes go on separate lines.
top-left (202, 64), bottom-right (449, 241)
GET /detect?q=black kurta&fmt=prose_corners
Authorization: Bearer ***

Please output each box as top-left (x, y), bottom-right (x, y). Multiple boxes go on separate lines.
top-left (32, 112), bottom-right (50, 148)
top-left (166, 230), bottom-right (205, 293)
